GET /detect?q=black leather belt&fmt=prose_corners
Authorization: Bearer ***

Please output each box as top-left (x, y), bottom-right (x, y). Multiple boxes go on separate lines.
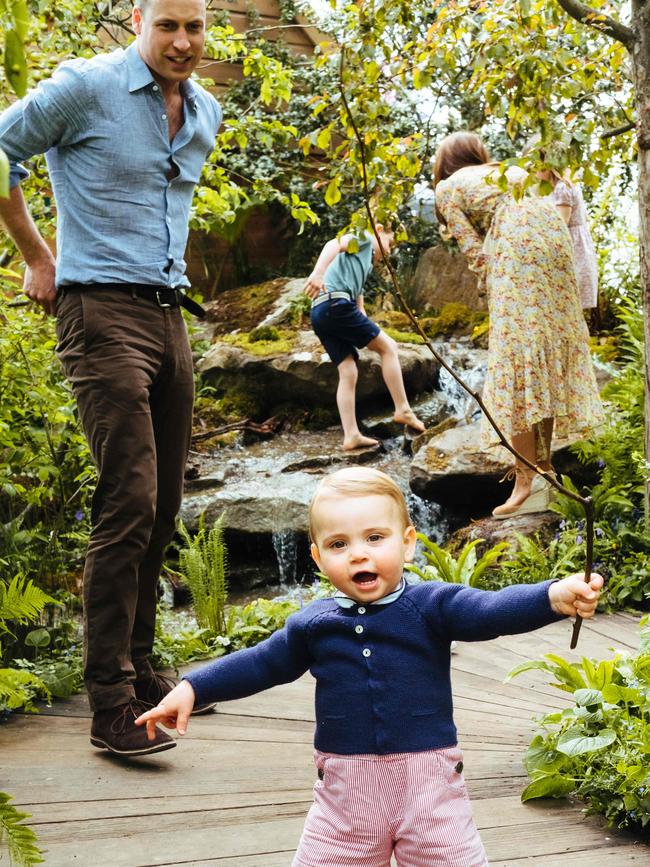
top-left (62, 283), bottom-right (206, 319)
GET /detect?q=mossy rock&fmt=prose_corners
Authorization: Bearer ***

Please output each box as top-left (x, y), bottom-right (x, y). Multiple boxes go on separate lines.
top-left (383, 326), bottom-right (425, 345)
top-left (205, 278), bottom-right (299, 337)
top-left (419, 302), bottom-right (486, 338)
top-left (220, 329), bottom-right (298, 357)
top-left (373, 310), bottom-right (413, 331)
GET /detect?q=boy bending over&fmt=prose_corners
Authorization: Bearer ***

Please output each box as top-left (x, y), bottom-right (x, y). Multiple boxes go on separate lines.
top-left (137, 467), bottom-right (602, 867)
top-left (304, 228), bottom-right (425, 450)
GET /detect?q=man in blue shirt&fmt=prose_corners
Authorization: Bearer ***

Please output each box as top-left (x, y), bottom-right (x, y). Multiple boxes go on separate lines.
top-left (0, 0), bottom-right (221, 756)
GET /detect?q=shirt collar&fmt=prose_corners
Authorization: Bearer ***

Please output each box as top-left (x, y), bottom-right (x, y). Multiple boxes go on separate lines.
top-left (333, 577), bottom-right (406, 609)
top-left (125, 42), bottom-right (197, 109)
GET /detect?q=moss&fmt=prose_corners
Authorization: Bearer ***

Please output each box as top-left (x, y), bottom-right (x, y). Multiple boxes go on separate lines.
top-left (220, 329), bottom-right (298, 356)
top-left (420, 303), bottom-right (485, 338)
top-left (471, 318), bottom-right (490, 349)
top-left (383, 327), bottom-right (425, 345)
top-left (217, 383), bottom-right (267, 420)
top-left (304, 406), bottom-right (340, 430)
top-left (208, 278), bottom-right (296, 337)
top-left (589, 334), bottom-right (619, 363)
top-left (373, 310), bottom-right (413, 331)
top-left (250, 325), bottom-right (280, 342)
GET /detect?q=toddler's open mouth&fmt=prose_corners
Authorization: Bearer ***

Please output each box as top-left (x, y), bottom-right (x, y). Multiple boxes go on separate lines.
top-left (352, 572), bottom-right (378, 585)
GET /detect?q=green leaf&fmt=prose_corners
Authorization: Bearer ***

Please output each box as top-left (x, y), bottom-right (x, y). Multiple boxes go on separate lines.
top-left (324, 177), bottom-right (342, 206)
top-left (556, 727), bottom-right (617, 756)
top-left (24, 628), bottom-right (50, 649)
top-left (504, 659), bottom-right (555, 682)
top-left (4, 29), bottom-right (28, 97)
top-left (573, 688), bottom-right (603, 707)
top-left (0, 147), bottom-right (9, 199)
top-left (10, 0), bottom-right (30, 41)
top-left (521, 774), bottom-right (574, 801)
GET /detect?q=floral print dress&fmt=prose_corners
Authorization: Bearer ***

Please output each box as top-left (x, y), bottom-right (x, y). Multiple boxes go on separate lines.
top-left (435, 165), bottom-right (603, 451)
top-left (551, 180), bottom-right (598, 309)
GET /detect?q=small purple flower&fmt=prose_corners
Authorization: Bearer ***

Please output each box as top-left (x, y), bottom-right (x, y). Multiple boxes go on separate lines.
top-left (74, 510), bottom-right (83, 521)
top-left (596, 459), bottom-right (605, 469)
top-left (595, 527), bottom-right (604, 538)
top-left (576, 535), bottom-right (583, 545)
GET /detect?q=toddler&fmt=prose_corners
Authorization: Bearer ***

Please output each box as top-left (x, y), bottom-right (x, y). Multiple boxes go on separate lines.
top-left (304, 228), bottom-right (425, 450)
top-left (136, 466), bottom-right (603, 866)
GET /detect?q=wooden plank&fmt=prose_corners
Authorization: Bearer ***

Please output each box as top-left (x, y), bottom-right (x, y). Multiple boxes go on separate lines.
top-left (489, 845), bottom-right (649, 866)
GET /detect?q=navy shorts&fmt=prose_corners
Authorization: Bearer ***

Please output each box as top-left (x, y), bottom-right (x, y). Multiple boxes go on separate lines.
top-left (311, 298), bottom-right (380, 366)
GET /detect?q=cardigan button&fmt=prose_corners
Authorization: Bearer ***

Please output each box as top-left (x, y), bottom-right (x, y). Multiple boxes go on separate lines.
top-left (358, 606), bottom-right (366, 614)
top-left (455, 761), bottom-right (464, 774)
top-left (355, 625), bottom-right (364, 634)
top-left (362, 648), bottom-right (371, 657)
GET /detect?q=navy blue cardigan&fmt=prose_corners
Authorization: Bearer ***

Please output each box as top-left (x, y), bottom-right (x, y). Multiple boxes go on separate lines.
top-left (185, 579), bottom-right (563, 755)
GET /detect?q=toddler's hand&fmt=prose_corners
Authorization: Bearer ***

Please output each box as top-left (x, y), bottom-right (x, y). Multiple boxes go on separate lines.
top-left (135, 679), bottom-right (196, 740)
top-left (548, 573), bottom-right (603, 618)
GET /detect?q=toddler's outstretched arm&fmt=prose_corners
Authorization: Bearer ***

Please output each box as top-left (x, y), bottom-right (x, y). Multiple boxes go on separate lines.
top-left (548, 572), bottom-right (603, 618)
top-left (135, 680), bottom-right (196, 740)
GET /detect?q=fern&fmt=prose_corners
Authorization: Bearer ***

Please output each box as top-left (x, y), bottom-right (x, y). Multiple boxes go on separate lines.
top-left (406, 534), bottom-right (510, 587)
top-left (0, 577), bottom-right (55, 638)
top-left (0, 793), bottom-right (44, 866)
top-left (175, 514), bottom-right (228, 636)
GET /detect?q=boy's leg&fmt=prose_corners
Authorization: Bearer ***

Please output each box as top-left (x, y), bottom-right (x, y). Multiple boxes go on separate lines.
top-left (293, 753), bottom-right (393, 867)
top-left (393, 747), bottom-right (488, 867)
top-left (365, 332), bottom-right (424, 433)
top-left (337, 356), bottom-right (379, 450)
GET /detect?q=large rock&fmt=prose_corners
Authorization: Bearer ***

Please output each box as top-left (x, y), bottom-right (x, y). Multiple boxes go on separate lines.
top-left (410, 420), bottom-right (591, 516)
top-left (413, 246), bottom-right (486, 312)
top-left (199, 330), bottom-right (439, 407)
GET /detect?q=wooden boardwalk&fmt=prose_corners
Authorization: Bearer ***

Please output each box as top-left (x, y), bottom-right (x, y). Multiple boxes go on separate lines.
top-left (2, 612), bottom-right (649, 866)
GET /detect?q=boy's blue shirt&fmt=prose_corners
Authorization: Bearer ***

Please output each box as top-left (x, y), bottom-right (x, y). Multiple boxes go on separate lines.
top-left (185, 579), bottom-right (564, 755)
top-left (323, 233), bottom-right (374, 300)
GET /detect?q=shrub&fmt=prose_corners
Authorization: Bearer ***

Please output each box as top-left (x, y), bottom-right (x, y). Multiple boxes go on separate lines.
top-left (506, 616), bottom-right (650, 830)
top-left (406, 534), bottom-right (510, 587)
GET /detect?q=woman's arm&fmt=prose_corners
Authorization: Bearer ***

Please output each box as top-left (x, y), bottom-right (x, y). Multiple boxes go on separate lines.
top-left (436, 184), bottom-right (487, 276)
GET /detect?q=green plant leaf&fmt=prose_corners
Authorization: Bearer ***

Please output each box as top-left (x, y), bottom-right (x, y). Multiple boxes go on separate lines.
top-left (521, 774), bottom-right (575, 801)
top-left (556, 727), bottom-right (617, 756)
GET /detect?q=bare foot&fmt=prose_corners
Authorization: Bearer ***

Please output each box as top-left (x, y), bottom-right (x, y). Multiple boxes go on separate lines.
top-left (343, 434), bottom-right (379, 451)
top-left (394, 409), bottom-right (425, 433)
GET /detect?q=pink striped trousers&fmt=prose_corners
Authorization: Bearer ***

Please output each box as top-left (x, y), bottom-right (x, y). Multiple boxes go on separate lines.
top-left (293, 747), bottom-right (488, 867)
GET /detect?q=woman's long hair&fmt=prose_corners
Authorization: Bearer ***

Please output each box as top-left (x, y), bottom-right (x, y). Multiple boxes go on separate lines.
top-left (432, 132), bottom-right (491, 188)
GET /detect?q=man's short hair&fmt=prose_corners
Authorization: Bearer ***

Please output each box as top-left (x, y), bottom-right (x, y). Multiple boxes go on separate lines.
top-left (309, 467), bottom-right (411, 540)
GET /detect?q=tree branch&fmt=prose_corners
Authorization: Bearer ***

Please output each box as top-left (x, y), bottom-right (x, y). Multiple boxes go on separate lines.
top-left (601, 120), bottom-right (636, 139)
top-left (555, 0), bottom-right (635, 49)
top-left (337, 45), bottom-right (594, 648)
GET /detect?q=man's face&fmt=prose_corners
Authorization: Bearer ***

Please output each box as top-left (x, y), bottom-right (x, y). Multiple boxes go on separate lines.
top-left (133, 0), bottom-right (206, 86)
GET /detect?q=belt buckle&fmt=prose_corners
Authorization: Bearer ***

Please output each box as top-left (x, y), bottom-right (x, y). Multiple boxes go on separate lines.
top-left (155, 288), bottom-right (174, 308)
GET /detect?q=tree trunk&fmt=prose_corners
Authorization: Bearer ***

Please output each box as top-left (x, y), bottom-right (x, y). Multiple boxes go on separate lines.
top-left (631, 1), bottom-right (650, 523)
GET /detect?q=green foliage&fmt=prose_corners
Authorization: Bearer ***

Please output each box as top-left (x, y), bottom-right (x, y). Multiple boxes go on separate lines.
top-left (506, 617), bottom-right (650, 830)
top-left (0, 575), bottom-right (55, 712)
top-left (0, 792), bottom-right (44, 866)
top-left (222, 598), bottom-right (299, 652)
top-left (152, 597), bottom-right (301, 671)
top-left (572, 299), bottom-right (646, 502)
top-left (406, 534), bottom-right (510, 587)
top-left (249, 324), bottom-right (280, 342)
top-left (0, 292), bottom-right (94, 585)
top-left (176, 515), bottom-right (228, 636)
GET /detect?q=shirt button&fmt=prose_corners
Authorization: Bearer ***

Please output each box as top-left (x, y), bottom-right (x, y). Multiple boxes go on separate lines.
top-left (153, 85), bottom-right (159, 92)
top-left (362, 648), bottom-right (371, 658)
top-left (162, 113), bottom-right (167, 120)
top-left (358, 607), bottom-right (366, 614)
top-left (355, 625), bottom-right (364, 634)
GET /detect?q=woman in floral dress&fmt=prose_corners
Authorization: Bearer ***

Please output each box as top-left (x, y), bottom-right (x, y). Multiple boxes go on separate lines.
top-left (432, 132), bottom-right (603, 518)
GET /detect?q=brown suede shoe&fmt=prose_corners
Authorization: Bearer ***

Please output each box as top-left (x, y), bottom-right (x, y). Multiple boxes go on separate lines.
top-left (90, 699), bottom-right (176, 756)
top-left (134, 671), bottom-right (217, 716)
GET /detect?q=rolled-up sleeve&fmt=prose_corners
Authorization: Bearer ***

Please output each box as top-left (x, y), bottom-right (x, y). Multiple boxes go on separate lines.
top-left (0, 60), bottom-right (89, 187)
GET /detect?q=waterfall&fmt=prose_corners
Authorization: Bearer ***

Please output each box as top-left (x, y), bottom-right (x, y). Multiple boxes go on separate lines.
top-left (271, 529), bottom-right (298, 586)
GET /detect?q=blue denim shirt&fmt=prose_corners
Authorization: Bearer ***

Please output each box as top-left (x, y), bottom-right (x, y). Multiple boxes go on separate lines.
top-left (0, 43), bottom-right (222, 289)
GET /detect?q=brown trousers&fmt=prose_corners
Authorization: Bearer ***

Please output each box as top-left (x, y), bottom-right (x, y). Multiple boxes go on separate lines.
top-left (55, 288), bottom-right (194, 711)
